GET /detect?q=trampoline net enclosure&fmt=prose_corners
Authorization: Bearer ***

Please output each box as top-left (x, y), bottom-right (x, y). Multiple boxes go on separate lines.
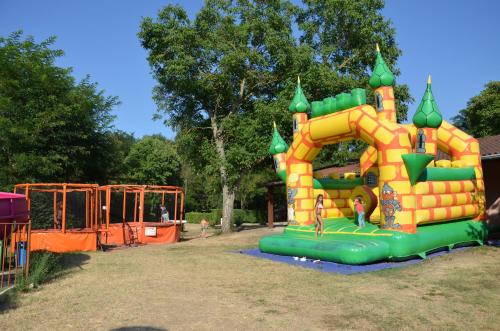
top-left (97, 185), bottom-right (184, 227)
top-left (14, 184), bottom-right (98, 231)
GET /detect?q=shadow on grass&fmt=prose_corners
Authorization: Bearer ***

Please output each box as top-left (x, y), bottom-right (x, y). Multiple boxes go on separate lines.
top-left (235, 223), bottom-right (286, 232)
top-left (111, 327), bottom-right (167, 331)
top-left (0, 252), bottom-right (91, 313)
top-left (0, 289), bottom-right (18, 312)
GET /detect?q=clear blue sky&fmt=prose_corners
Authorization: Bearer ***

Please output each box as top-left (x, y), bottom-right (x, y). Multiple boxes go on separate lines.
top-left (1, 1), bottom-right (499, 138)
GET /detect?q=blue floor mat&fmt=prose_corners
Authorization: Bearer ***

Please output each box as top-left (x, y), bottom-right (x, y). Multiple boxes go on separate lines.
top-left (238, 247), bottom-right (470, 275)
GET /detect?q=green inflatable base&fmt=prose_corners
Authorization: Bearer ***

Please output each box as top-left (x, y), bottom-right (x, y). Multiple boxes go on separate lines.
top-left (259, 218), bottom-right (488, 265)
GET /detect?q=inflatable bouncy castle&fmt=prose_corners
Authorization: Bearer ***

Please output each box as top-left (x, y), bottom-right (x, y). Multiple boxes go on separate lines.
top-left (259, 45), bottom-right (487, 264)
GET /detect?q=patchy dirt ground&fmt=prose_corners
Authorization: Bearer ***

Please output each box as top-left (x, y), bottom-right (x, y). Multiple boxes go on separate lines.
top-left (0, 224), bottom-right (499, 330)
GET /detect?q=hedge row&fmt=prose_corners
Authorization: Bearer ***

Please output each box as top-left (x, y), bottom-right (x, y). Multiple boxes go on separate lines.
top-left (185, 209), bottom-right (265, 226)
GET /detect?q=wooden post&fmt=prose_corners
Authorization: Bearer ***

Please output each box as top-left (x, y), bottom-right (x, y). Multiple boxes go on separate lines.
top-left (134, 192), bottom-right (138, 224)
top-left (25, 220), bottom-right (32, 277)
top-left (85, 190), bottom-right (89, 228)
top-left (106, 187), bottom-right (111, 230)
top-left (1, 225), bottom-right (7, 286)
top-left (180, 190), bottom-right (184, 223)
top-left (25, 184), bottom-right (30, 211)
top-left (97, 190), bottom-right (102, 228)
top-left (95, 189), bottom-right (98, 229)
top-left (53, 191), bottom-right (57, 229)
top-left (179, 190), bottom-right (185, 237)
top-left (62, 184), bottom-right (67, 234)
top-left (90, 189), bottom-right (95, 229)
top-left (174, 189), bottom-right (178, 222)
top-left (267, 187), bottom-right (274, 228)
top-left (173, 189), bottom-right (179, 239)
top-left (122, 189), bottom-right (127, 225)
top-left (139, 187), bottom-right (145, 227)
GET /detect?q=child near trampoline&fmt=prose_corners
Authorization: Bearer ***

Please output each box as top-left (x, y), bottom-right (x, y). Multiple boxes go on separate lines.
top-left (200, 218), bottom-right (209, 238)
top-left (160, 206), bottom-right (170, 223)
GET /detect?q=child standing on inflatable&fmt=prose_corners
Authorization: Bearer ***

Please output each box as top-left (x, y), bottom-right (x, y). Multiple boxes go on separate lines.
top-left (315, 195), bottom-right (324, 237)
top-left (354, 196), bottom-right (365, 228)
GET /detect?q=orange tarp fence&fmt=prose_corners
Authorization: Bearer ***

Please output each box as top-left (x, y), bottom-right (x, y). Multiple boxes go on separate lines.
top-left (101, 222), bottom-right (180, 246)
top-left (29, 230), bottom-right (97, 252)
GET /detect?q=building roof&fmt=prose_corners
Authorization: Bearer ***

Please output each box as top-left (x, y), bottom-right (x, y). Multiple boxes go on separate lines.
top-left (313, 163), bottom-right (360, 177)
top-left (477, 134), bottom-right (500, 159)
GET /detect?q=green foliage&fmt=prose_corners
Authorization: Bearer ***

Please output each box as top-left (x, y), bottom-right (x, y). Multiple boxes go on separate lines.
top-left (313, 141), bottom-right (367, 169)
top-left (29, 192), bottom-right (55, 229)
top-left (451, 81), bottom-right (500, 137)
top-left (0, 31), bottom-right (120, 190)
top-left (124, 135), bottom-right (181, 185)
top-left (106, 131), bottom-right (136, 183)
top-left (185, 209), bottom-right (264, 226)
top-left (236, 169), bottom-right (275, 210)
top-left (181, 162), bottom-right (221, 212)
top-left (233, 209), bottom-right (265, 225)
top-left (185, 212), bottom-right (212, 224)
top-left (16, 251), bottom-right (63, 291)
top-left (28, 191), bottom-right (87, 229)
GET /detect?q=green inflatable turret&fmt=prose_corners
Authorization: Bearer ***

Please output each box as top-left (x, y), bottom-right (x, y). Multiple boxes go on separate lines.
top-left (269, 122), bottom-right (289, 155)
top-left (288, 77), bottom-right (310, 113)
top-left (412, 76), bottom-right (443, 128)
top-left (369, 44), bottom-right (395, 88)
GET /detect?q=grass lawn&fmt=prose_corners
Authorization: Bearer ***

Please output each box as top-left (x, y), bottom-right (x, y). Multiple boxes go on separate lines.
top-left (0, 224), bottom-right (498, 330)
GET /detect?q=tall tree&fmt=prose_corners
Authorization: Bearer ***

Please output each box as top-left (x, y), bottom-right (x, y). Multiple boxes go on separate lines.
top-left (0, 32), bottom-right (119, 190)
top-left (139, 0), bottom-right (411, 232)
top-left (124, 135), bottom-right (181, 185)
top-left (451, 81), bottom-right (500, 137)
top-left (105, 130), bottom-right (136, 183)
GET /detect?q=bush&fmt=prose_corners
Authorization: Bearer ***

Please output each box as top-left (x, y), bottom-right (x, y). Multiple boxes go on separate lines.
top-left (185, 212), bottom-right (213, 224)
top-left (185, 209), bottom-right (265, 226)
top-left (16, 251), bottom-right (63, 291)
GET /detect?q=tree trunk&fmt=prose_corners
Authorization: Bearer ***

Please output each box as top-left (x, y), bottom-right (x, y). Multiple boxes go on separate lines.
top-left (210, 115), bottom-right (235, 233)
top-left (221, 185), bottom-right (235, 233)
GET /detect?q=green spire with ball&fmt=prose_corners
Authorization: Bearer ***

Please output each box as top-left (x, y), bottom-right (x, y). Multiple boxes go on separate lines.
top-left (269, 122), bottom-right (289, 155)
top-left (369, 44), bottom-right (395, 88)
top-left (412, 75), bottom-right (443, 128)
top-left (288, 76), bottom-right (310, 113)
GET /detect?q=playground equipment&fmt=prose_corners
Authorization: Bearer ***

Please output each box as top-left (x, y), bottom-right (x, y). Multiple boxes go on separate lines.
top-left (0, 192), bottom-right (29, 238)
top-left (97, 185), bottom-right (184, 246)
top-left (12, 183), bottom-right (185, 252)
top-left (260, 45), bottom-right (487, 264)
top-left (0, 192), bottom-right (31, 287)
top-left (14, 183), bottom-right (98, 252)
